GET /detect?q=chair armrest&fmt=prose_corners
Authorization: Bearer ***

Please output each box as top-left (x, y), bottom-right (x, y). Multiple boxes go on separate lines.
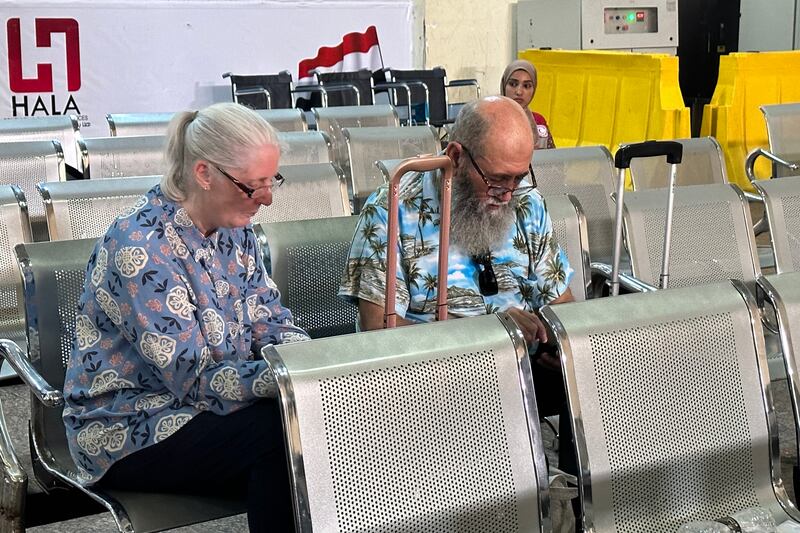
top-left (0, 340), bottom-right (63, 408)
top-left (743, 191), bottom-right (763, 203)
top-left (590, 262), bottom-right (658, 293)
top-left (745, 147), bottom-right (799, 182)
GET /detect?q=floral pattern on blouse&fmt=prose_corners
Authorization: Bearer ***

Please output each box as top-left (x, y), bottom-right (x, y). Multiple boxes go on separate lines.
top-left (339, 170), bottom-right (572, 322)
top-left (63, 185), bottom-right (309, 484)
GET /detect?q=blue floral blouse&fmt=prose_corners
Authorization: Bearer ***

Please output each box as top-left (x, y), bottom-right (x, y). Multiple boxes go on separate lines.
top-left (63, 185), bottom-right (309, 484)
top-left (339, 170), bottom-right (573, 322)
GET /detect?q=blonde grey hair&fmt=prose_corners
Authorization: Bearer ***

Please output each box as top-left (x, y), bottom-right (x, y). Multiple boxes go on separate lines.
top-left (161, 102), bottom-right (281, 202)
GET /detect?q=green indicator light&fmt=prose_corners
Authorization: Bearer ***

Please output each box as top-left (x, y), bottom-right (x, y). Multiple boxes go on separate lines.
top-left (627, 12), bottom-right (635, 22)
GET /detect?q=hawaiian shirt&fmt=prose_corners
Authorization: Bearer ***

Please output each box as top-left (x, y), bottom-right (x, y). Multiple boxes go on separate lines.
top-left (339, 169), bottom-right (573, 322)
top-left (63, 185), bottom-right (309, 484)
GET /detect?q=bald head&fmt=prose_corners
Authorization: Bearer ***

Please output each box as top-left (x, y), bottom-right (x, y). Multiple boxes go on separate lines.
top-left (450, 96), bottom-right (534, 161)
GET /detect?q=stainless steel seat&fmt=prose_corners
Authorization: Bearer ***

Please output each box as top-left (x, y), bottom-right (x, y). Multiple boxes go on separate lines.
top-left (257, 215), bottom-right (359, 339)
top-left (0, 140), bottom-right (65, 241)
top-left (533, 145), bottom-right (618, 266)
top-left (0, 239), bottom-right (246, 531)
top-left (106, 109), bottom-right (308, 136)
top-left (754, 174), bottom-right (800, 273)
top-left (78, 135), bottom-right (166, 179)
top-left (541, 280), bottom-right (800, 533)
top-left (761, 102), bottom-right (800, 178)
top-left (251, 163), bottom-right (350, 226)
top-left (0, 115), bottom-right (81, 170)
top-left (629, 136), bottom-right (728, 189)
top-left (38, 176), bottom-right (160, 240)
top-left (343, 125), bottom-right (438, 212)
top-left (547, 194), bottom-right (591, 301)
top-left (262, 313), bottom-right (550, 531)
top-left (278, 131), bottom-right (333, 166)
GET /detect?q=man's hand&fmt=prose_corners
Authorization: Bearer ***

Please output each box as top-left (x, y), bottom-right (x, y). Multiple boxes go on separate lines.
top-left (504, 307), bottom-right (548, 346)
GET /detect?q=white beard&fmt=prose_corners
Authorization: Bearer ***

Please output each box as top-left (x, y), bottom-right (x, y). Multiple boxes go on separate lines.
top-left (448, 172), bottom-right (517, 257)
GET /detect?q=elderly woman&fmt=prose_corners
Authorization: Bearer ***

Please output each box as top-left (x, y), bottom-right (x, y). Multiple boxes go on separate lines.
top-left (501, 59), bottom-right (556, 149)
top-left (62, 103), bottom-right (308, 532)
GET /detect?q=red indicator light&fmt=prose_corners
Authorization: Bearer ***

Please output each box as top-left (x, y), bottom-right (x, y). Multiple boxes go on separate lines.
top-left (636, 11), bottom-right (645, 21)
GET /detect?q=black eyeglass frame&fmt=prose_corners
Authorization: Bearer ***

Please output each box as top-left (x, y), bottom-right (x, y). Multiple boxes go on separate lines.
top-left (460, 144), bottom-right (537, 196)
top-left (472, 253), bottom-right (499, 296)
top-left (214, 165), bottom-right (284, 199)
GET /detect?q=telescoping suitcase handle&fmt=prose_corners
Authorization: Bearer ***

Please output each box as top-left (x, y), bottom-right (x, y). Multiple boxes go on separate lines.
top-left (614, 140), bottom-right (683, 169)
top-left (610, 140), bottom-right (684, 296)
top-left (385, 154), bottom-right (454, 328)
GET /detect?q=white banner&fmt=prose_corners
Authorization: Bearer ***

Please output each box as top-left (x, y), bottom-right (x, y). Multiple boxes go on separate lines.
top-left (1, 0), bottom-right (415, 137)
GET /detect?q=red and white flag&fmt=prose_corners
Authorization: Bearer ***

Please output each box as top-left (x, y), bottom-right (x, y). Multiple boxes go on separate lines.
top-left (295, 25), bottom-right (383, 102)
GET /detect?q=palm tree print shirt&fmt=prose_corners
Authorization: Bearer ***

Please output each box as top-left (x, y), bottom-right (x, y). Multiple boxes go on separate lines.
top-left (63, 185), bottom-right (309, 484)
top-left (339, 170), bottom-right (573, 321)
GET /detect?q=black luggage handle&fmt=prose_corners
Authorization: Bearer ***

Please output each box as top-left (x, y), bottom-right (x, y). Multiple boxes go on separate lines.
top-left (614, 140), bottom-right (683, 169)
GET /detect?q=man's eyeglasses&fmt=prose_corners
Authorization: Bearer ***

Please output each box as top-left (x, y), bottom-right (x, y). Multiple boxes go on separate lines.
top-left (214, 165), bottom-right (284, 199)
top-left (472, 253), bottom-right (499, 296)
top-left (460, 145), bottom-right (537, 198)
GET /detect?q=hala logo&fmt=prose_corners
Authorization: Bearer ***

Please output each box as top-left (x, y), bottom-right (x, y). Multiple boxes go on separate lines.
top-left (6, 17), bottom-right (82, 116)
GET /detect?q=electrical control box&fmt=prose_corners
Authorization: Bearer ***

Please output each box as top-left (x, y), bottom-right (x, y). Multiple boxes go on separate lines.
top-left (517, 0), bottom-right (679, 54)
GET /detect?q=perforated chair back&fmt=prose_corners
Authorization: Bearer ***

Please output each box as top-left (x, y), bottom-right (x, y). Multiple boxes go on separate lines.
top-left (314, 105), bottom-right (399, 177)
top-left (762, 103), bottom-right (800, 178)
top-left (263, 313), bottom-right (549, 532)
top-left (316, 69), bottom-right (375, 107)
top-left (106, 112), bottom-right (175, 137)
top-left (547, 194), bottom-right (590, 301)
top-left (78, 135), bottom-right (166, 179)
top-left (17, 238), bottom-right (247, 531)
top-left (0, 140), bottom-right (65, 241)
top-left (343, 125), bottom-right (438, 212)
top-left (223, 70), bottom-right (294, 109)
top-left (754, 175), bottom-right (800, 273)
top-left (533, 145), bottom-right (617, 264)
top-left (38, 176), bottom-right (159, 240)
top-left (107, 109), bottom-right (307, 137)
top-left (0, 186), bottom-right (31, 362)
top-left (629, 137), bottom-right (728, 189)
top-left (257, 216), bottom-right (358, 338)
top-left (251, 163), bottom-right (349, 225)
top-left (278, 131), bottom-right (333, 165)
top-left (541, 281), bottom-right (797, 533)
top-left (623, 183), bottom-right (760, 288)
top-left (0, 115), bottom-right (80, 169)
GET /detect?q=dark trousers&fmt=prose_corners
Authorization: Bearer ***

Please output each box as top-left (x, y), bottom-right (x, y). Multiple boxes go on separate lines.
top-left (99, 399), bottom-right (294, 533)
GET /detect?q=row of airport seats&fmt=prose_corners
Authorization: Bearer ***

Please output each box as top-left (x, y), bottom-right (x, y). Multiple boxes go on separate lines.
top-left (224, 66), bottom-right (481, 127)
top-left (2, 225), bottom-right (800, 531)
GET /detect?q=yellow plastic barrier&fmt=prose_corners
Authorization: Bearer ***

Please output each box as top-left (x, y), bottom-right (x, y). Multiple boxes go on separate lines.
top-left (701, 51), bottom-right (800, 191)
top-left (518, 49), bottom-right (690, 154)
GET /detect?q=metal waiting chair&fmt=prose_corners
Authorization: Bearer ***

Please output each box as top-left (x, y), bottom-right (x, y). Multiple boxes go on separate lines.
top-left (547, 194), bottom-right (591, 301)
top-left (78, 135), bottom-right (166, 179)
top-left (262, 313), bottom-right (550, 531)
top-left (540, 280), bottom-right (800, 533)
top-left (0, 140), bottom-right (65, 242)
top-left (344, 125), bottom-right (438, 213)
top-left (222, 70), bottom-right (295, 110)
top-left (754, 174), bottom-right (800, 274)
top-left (620, 183), bottom-right (760, 290)
top-left (278, 131), bottom-right (333, 166)
top-left (533, 145), bottom-right (618, 266)
top-left (257, 215), bottom-right (359, 339)
top-left (757, 102), bottom-right (800, 179)
top-left (313, 105), bottom-right (399, 178)
top-left (106, 109), bottom-right (308, 136)
top-left (629, 136), bottom-right (728, 190)
top-left (38, 176), bottom-right (160, 240)
top-left (251, 163), bottom-right (350, 226)
top-left (0, 115), bottom-right (81, 170)
top-left (378, 67), bottom-right (481, 126)
top-left (0, 238), bottom-right (247, 531)
top-left (0, 185), bottom-right (31, 380)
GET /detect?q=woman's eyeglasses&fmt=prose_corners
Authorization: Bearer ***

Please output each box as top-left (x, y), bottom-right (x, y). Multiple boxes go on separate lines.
top-left (214, 165), bottom-right (284, 199)
top-left (472, 254), bottom-right (499, 296)
top-left (460, 145), bottom-right (537, 198)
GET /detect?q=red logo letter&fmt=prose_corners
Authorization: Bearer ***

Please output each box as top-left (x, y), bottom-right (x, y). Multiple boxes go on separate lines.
top-left (7, 18), bottom-right (81, 93)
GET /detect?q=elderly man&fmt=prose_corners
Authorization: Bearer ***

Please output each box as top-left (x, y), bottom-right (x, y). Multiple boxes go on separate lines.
top-left (339, 95), bottom-right (576, 470)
